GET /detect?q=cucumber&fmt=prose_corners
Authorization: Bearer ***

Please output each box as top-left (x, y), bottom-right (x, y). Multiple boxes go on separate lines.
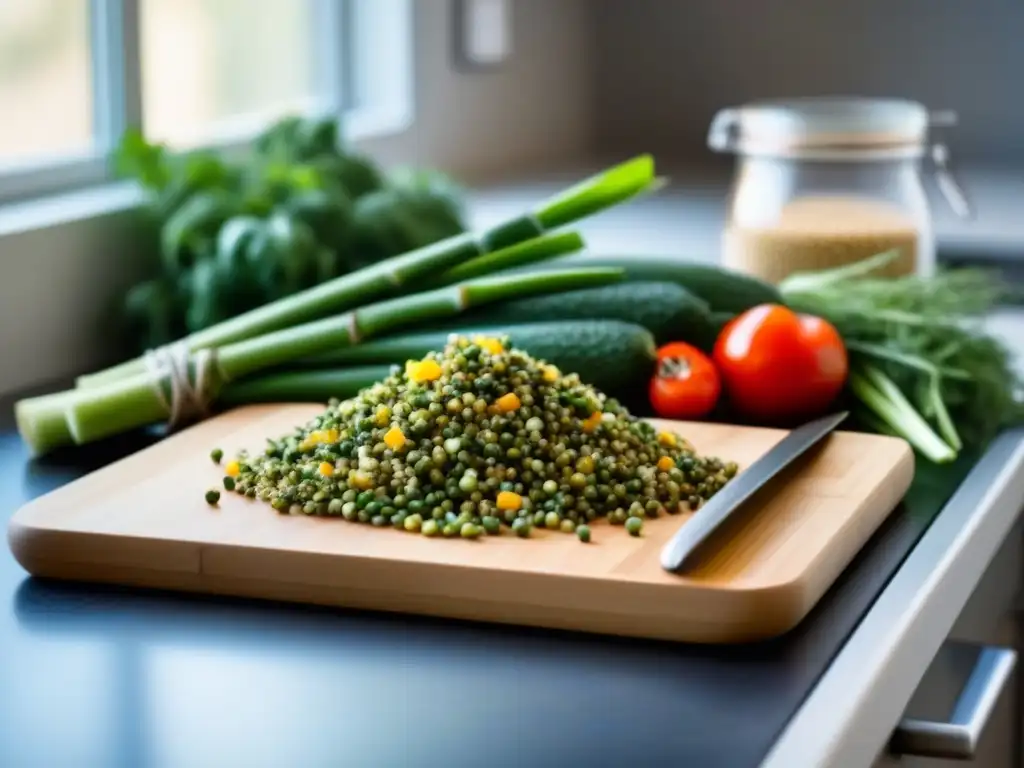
top-left (503, 254), bottom-right (782, 314)
top-left (300, 320), bottom-right (658, 398)
top-left (220, 366), bottom-right (391, 406)
top-left (429, 281), bottom-right (713, 346)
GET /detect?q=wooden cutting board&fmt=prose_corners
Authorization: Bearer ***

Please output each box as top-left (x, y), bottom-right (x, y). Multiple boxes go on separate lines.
top-left (8, 404), bottom-right (914, 644)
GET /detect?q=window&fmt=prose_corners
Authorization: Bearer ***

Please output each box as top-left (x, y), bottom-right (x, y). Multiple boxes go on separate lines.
top-left (0, 2), bottom-right (93, 165)
top-left (139, 0), bottom-right (322, 147)
top-left (0, 0), bottom-right (412, 205)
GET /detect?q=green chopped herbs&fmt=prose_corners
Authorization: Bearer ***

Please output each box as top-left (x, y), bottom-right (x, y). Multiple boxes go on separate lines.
top-left (780, 250), bottom-right (1024, 462)
top-left (215, 334), bottom-right (733, 541)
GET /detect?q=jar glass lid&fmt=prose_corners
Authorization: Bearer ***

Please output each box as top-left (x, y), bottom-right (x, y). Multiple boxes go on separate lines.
top-left (708, 96), bottom-right (944, 157)
top-left (707, 96), bottom-right (972, 218)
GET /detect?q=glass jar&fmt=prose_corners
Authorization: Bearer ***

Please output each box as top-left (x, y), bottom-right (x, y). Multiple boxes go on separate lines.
top-left (707, 97), bottom-right (970, 283)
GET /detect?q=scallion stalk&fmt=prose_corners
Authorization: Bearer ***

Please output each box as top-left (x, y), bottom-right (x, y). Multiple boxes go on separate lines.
top-left (74, 155), bottom-right (658, 390)
top-left (846, 342), bottom-right (971, 380)
top-left (927, 377), bottom-right (963, 452)
top-left (780, 249), bottom-right (1024, 462)
top-left (40, 267), bottom-right (622, 448)
top-left (849, 364), bottom-right (956, 463)
top-left (436, 231), bottom-right (584, 285)
top-left (535, 155), bottom-right (659, 228)
top-left (14, 392), bottom-right (77, 458)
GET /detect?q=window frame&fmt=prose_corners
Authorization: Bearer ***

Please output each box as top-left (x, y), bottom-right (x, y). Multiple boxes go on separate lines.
top-left (0, 0), bottom-right (414, 207)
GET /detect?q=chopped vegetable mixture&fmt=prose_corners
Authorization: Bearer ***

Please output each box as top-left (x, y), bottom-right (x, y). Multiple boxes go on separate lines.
top-left (217, 335), bottom-right (736, 541)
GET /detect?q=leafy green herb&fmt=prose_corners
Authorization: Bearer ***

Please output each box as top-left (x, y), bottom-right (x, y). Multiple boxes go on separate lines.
top-left (114, 115), bottom-right (468, 352)
top-left (781, 251), bottom-right (1024, 462)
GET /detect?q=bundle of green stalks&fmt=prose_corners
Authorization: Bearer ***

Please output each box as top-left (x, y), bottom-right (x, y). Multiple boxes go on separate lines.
top-left (780, 251), bottom-right (1024, 463)
top-left (18, 156), bottom-right (662, 457)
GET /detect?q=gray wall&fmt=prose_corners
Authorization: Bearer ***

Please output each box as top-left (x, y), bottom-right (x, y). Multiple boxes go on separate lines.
top-left (592, 0), bottom-right (1024, 166)
top-left (366, 0), bottom-right (594, 180)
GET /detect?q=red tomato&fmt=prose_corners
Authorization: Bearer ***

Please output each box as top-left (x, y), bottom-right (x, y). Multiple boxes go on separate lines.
top-left (713, 304), bottom-right (848, 423)
top-left (649, 342), bottom-right (721, 420)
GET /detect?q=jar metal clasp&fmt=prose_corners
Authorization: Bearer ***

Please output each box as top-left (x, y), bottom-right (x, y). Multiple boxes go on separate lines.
top-left (928, 110), bottom-right (972, 219)
top-left (707, 109), bottom-right (740, 153)
top-left (925, 110), bottom-right (973, 219)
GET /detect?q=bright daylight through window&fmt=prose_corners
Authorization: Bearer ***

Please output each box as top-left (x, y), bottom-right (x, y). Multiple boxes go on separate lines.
top-left (0, 0), bottom-right (409, 204)
top-left (140, 0), bottom-right (321, 147)
top-left (0, 1), bottom-right (94, 167)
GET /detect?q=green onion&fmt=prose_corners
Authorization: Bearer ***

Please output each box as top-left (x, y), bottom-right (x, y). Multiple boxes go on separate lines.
top-left (14, 391), bottom-right (78, 458)
top-left (435, 231), bottom-right (584, 286)
top-left (536, 155), bottom-right (659, 228)
top-left (848, 365), bottom-right (956, 463)
top-left (781, 251), bottom-right (1024, 462)
top-left (74, 156), bottom-right (658, 391)
top-left (926, 376), bottom-right (963, 452)
top-left (846, 341), bottom-right (970, 380)
top-left (28, 267), bottom-right (622, 449)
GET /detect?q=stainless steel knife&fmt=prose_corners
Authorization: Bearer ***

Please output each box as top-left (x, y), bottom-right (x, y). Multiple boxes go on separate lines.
top-left (660, 411), bottom-right (849, 574)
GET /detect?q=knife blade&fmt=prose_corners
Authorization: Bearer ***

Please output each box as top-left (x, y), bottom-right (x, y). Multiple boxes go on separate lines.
top-left (660, 411), bottom-right (849, 574)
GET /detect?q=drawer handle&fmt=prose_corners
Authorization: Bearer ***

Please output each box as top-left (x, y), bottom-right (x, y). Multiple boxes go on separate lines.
top-left (889, 646), bottom-right (1017, 760)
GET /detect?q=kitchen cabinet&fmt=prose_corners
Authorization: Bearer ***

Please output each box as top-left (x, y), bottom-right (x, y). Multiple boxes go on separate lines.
top-left (872, 520), bottom-right (1023, 767)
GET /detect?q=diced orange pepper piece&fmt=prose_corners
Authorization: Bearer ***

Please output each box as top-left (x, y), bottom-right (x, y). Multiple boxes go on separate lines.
top-left (495, 392), bottom-right (521, 412)
top-left (349, 470), bottom-right (373, 490)
top-left (496, 491), bottom-right (523, 511)
top-left (473, 336), bottom-right (505, 355)
top-left (409, 359), bottom-right (442, 383)
top-left (384, 425), bottom-right (407, 450)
